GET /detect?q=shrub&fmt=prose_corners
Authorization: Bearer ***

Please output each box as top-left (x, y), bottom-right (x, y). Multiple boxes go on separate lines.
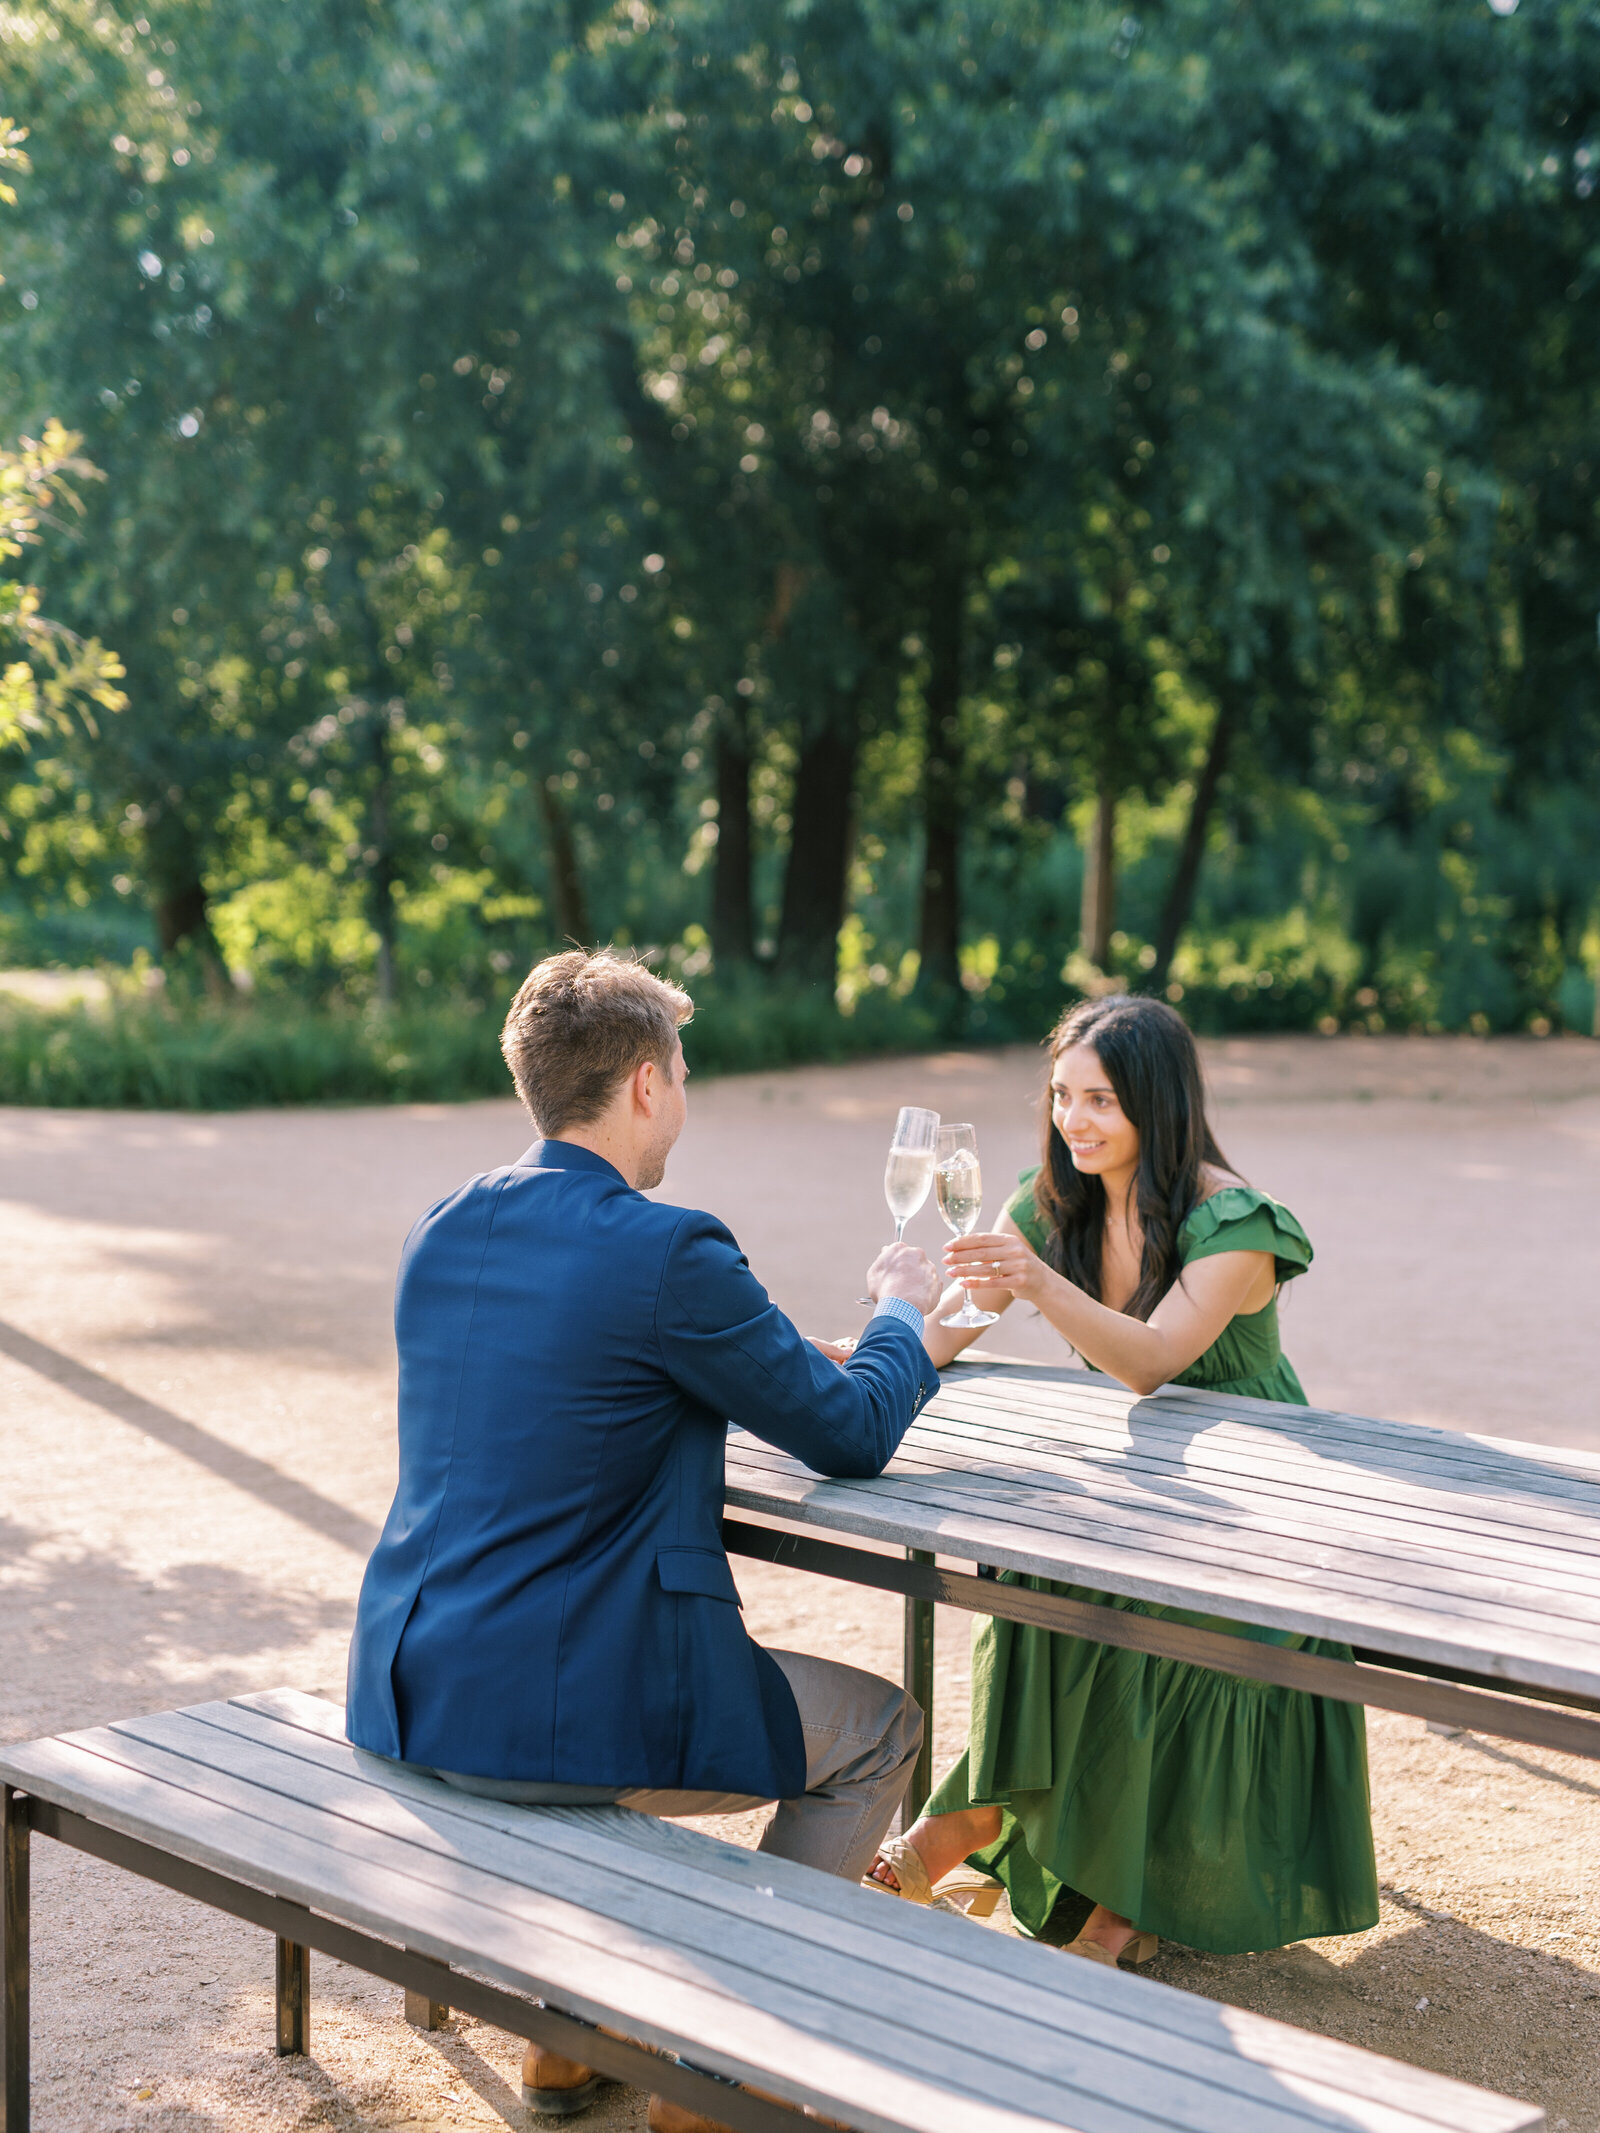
top-left (0, 976), bottom-right (975, 1109)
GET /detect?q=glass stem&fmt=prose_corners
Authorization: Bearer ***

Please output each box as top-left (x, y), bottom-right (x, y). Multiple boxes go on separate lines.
top-left (894, 1217), bottom-right (907, 1243)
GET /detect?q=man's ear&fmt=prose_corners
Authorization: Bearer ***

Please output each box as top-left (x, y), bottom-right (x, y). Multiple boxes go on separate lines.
top-left (632, 1056), bottom-right (658, 1112)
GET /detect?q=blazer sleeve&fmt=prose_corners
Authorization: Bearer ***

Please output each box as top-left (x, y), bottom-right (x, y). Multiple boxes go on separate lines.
top-left (655, 1210), bottom-right (938, 1478)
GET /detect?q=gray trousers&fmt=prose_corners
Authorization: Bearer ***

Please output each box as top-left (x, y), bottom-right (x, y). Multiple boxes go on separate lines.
top-left (437, 1648), bottom-right (922, 1883)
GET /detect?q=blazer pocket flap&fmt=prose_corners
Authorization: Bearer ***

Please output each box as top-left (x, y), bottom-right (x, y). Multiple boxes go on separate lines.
top-left (656, 1548), bottom-right (742, 1606)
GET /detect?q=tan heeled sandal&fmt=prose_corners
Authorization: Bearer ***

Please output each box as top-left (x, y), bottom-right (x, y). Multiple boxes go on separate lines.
top-left (862, 1836), bottom-right (1004, 1917)
top-left (1064, 1929), bottom-right (1159, 1968)
top-left (936, 1870), bottom-right (1005, 1919)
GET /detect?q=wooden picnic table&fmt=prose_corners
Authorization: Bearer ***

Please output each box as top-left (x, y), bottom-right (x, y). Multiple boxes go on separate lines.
top-left (723, 1357), bottom-right (1600, 1814)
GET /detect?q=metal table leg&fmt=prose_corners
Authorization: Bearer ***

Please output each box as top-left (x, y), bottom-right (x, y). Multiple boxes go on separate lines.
top-left (275, 1930), bottom-right (309, 2057)
top-left (903, 1551), bottom-right (935, 1825)
top-left (404, 1945), bottom-right (449, 2031)
top-left (3, 1785), bottom-right (29, 2133)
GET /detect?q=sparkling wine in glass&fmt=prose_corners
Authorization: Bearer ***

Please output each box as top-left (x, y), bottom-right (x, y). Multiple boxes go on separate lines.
top-left (857, 1106), bottom-right (939, 1304)
top-left (936, 1122), bottom-right (1000, 1329)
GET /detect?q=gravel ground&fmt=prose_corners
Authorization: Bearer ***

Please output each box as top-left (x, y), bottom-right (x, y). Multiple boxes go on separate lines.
top-left (2, 1032), bottom-right (1598, 2131)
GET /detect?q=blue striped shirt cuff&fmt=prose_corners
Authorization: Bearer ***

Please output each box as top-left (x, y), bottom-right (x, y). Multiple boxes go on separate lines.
top-left (869, 1293), bottom-right (926, 1336)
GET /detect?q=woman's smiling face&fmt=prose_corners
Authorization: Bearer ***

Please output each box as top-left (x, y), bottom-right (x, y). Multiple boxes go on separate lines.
top-left (1050, 1043), bottom-right (1141, 1177)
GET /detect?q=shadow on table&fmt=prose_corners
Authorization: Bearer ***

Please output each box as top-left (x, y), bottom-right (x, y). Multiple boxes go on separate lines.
top-left (1126, 1380), bottom-right (1600, 1518)
top-left (955, 1354), bottom-right (1600, 1505)
top-left (955, 1359), bottom-right (1600, 1538)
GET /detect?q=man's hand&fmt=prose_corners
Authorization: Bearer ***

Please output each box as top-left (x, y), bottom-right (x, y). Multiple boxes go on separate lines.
top-left (866, 1241), bottom-right (942, 1316)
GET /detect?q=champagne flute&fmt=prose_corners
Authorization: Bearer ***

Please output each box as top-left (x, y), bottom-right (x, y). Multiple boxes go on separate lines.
top-left (936, 1122), bottom-right (1000, 1329)
top-left (856, 1106), bottom-right (939, 1304)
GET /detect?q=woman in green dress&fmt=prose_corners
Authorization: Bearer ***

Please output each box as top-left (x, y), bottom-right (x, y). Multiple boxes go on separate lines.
top-left (867, 993), bottom-right (1379, 1963)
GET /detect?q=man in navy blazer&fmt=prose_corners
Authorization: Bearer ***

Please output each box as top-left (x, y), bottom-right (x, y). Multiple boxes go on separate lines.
top-left (346, 948), bottom-right (942, 2130)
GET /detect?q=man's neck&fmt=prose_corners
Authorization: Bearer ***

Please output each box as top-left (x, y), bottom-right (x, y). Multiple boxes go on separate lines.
top-left (547, 1122), bottom-right (637, 1188)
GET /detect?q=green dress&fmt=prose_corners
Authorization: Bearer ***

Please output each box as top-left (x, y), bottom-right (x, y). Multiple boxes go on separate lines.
top-left (923, 1177), bottom-right (1380, 1955)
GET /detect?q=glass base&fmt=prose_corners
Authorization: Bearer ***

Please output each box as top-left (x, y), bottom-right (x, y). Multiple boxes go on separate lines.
top-left (940, 1305), bottom-right (1000, 1328)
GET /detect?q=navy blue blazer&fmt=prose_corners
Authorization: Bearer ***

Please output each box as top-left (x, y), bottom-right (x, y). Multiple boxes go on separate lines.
top-left (345, 1139), bottom-right (937, 1799)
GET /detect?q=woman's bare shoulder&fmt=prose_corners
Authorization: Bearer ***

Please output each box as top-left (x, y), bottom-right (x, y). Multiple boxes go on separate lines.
top-left (1194, 1163), bottom-right (1249, 1204)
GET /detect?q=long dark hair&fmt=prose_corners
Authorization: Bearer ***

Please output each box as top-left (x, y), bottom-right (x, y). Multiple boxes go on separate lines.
top-left (1033, 994), bottom-right (1233, 1321)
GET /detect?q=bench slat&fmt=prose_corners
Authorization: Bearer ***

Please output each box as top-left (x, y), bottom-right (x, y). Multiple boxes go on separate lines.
top-left (197, 1694), bottom-right (1509, 2133)
top-left (7, 1729), bottom-right (1072, 2133)
top-left (100, 1708), bottom-right (1419, 2133)
top-left (0, 1696), bottom-right (1541, 2133)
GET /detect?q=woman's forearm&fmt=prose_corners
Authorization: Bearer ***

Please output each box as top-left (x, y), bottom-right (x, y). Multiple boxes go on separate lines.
top-left (1018, 1268), bottom-right (1188, 1393)
top-left (918, 1269), bottom-right (1175, 1389)
top-left (920, 1283), bottom-right (1012, 1368)
top-left (938, 1228), bottom-right (1269, 1395)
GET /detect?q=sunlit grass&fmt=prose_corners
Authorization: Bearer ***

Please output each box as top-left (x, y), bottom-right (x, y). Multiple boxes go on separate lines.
top-left (0, 979), bottom-right (950, 1109)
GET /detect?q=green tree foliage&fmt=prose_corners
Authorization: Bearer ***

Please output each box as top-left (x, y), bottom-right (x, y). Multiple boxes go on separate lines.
top-left (0, 417), bottom-right (125, 754)
top-left (0, 0), bottom-right (1594, 1047)
top-left (0, 117), bottom-right (124, 765)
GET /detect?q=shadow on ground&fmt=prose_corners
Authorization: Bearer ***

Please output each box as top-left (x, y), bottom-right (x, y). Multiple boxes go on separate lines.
top-left (0, 1514), bottom-right (350, 1742)
top-left (1032, 1880), bottom-right (1598, 2124)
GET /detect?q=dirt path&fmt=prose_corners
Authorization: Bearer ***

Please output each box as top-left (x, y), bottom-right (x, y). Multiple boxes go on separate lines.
top-left (2, 1033), bottom-right (1598, 2131)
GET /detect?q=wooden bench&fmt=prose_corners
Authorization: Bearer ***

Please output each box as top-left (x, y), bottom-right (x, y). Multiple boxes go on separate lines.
top-left (0, 1688), bottom-right (1541, 2133)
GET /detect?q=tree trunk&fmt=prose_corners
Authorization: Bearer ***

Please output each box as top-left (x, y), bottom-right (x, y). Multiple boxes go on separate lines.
top-left (538, 775), bottom-right (591, 946)
top-left (1080, 779), bottom-right (1117, 971)
top-left (144, 801), bottom-right (225, 994)
top-left (1147, 690), bottom-right (1240, 993)
top-left (153, 877), bottom-right (212, 958)
top-left (710, 704), bottom-right (754, 967)
top-left (917, 553), bottom-right (964, 997)
top-left (777, 706), bottom-right (860, 984)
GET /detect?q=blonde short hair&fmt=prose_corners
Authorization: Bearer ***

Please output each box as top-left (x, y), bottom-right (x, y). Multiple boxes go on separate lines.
top-left (500, 948), bottom-right (692, 1134)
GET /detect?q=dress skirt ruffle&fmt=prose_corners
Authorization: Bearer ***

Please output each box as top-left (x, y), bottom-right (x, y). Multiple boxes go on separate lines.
top-left (924, 1579), bottom-right (1381, 1953)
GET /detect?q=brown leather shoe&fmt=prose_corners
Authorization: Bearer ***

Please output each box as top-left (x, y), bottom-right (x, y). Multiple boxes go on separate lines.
top-left (647, 2099), bottom-right (735, 2133)
top-left (521, 2042), bottom-right (608, 2116)
top-left (647, 2088), bottom-right (851, 2131)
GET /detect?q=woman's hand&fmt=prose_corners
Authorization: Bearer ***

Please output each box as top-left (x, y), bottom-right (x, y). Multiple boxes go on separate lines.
top-left (942, 1229), bottom-right (1044, 1302)
top-left (808, 1335), bottom-right (858, 1367)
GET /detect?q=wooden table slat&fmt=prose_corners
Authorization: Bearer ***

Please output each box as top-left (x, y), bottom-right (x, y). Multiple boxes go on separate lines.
top-left (832, 1429), bottom-right (1600, 1613)
top-left (951, 1360), bottom-right (1600, 1474)
top-left (723, 1364), bottom-right (1600, 1700)
top-left (938, 1373), bottom-right (1600, 1503)
top-left (911, 1406), bottom-right (1600, 1573)
top-left (726, 1449), bottom-right (1599, 1657)
top-left (904, 1390), bottom-right (1600, 1543)
top-left (940, 1374), bottom-right (1600, 1506)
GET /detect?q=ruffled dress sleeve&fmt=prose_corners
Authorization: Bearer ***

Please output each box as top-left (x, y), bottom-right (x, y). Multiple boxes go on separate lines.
top-left (1180, 1185), bottom-right (1312, 1284)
